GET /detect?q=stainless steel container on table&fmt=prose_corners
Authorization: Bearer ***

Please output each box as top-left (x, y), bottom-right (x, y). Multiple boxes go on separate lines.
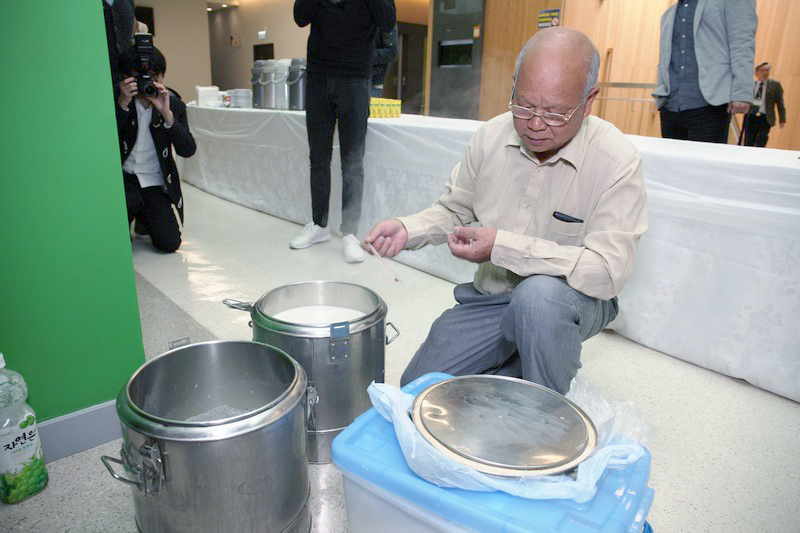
top-left (250, 59), bottom-right (275, 109)
top-left (250, 60), bottom-right (269, 108)
top-left (226, 281), bottom-right (398, 464)
top-left (255, 59), bottom-right (277, 109)
top-left (288, 58), bottom-right (307, 110)
top-left (102, 341), bottom-right (310, 533)
top-left (273, 59), bottom-right (291, 110)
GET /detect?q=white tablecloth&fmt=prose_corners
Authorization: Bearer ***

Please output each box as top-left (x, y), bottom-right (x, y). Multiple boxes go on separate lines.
top-left (613, 136), bottom-right (800, 402)
top-left (179, 105), bottom-right (800, 402)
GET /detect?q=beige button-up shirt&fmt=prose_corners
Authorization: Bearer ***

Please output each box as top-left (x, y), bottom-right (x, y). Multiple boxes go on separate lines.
top-left (399, 113), bottom-right (648, 301)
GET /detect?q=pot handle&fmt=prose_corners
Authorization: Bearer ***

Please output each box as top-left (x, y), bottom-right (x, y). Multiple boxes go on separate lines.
top-left (101, 441), bottom-right (164, 496)
top-left (385, 322), bottom-right (399, 345)
top-left (223, 298), bottom-right (254, 313)
top-left (101, 454), bottom-right (142, 490)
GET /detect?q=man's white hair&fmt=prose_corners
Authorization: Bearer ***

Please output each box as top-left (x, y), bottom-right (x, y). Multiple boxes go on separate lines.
top-left (512, 28), bottom-right (601, 98)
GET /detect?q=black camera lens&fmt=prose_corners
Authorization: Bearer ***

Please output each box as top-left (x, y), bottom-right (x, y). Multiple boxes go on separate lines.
top-left (143, 83), bottom-right (159, 97)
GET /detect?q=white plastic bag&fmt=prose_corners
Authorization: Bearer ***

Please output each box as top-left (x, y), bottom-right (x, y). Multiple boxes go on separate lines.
top-left (367, 376), bottom-right (648, 503)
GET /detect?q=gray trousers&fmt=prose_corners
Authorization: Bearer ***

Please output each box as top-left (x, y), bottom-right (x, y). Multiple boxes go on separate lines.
top-left (400, 275), bottom-right (619, 394)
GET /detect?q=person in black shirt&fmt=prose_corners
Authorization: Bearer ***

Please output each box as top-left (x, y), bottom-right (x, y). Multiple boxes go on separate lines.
top-left (291, 0), bottom-right (396, 263)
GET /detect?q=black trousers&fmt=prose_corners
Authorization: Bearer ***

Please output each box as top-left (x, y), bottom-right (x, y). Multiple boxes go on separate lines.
top-left (742, 113), bottom-right (771, 147)
top-left (659, 104), bottom-right (730, 143)
top-left (123, 172), bottom-right (181, 253)
top-left (305, 71), bottom-right (370, 236)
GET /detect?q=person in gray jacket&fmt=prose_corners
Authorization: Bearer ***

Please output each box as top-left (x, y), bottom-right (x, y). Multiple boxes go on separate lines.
top-left (653, 0), bottom-right (757, 143)
top-left (742, 62), bottom-right (787, 147)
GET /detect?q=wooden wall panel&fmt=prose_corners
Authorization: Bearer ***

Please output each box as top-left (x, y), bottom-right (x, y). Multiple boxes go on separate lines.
top-left (397, 0), bottom-right (430, 25)
top-left (478, 0), bottom-right (562, 121)
top-left (475, 0), bottom-right (798, 149)
top-left (751, 0), bottom-right (800, 149)
top-left (561, 0), bottom-right (670, 140)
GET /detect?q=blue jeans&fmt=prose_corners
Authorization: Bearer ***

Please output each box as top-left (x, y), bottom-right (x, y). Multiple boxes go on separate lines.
top-left (305, 71), bottom-right (370, 235)
top-left (400, 276), bottom-right (619, 394)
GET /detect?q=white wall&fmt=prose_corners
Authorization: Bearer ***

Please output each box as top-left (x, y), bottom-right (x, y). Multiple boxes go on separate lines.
top-left (209, 0), bottom-right (429, 91)
top-left (137, 0), bottom-right (213, 101)
top-left (209, 0), bottom-right (309, 91)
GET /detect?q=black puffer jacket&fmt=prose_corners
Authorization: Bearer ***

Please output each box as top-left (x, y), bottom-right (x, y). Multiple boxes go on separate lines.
top-left (372, 25), bottom-right (398, 86)
top-left (116, 89), bottom-right (196, 220)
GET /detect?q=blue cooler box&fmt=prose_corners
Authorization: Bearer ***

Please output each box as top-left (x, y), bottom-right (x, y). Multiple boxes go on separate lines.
top-left (332, 373), bottom-right (655, 533)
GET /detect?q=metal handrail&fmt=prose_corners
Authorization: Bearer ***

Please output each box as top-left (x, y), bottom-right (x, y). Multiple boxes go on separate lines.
top-left (598, 82), bottom-right (658, 89)
top-left (595, 97), bottom-right (655, 103)
top-left (596, 81), bottom-right (743, 143)
top-left (596, 82), bottom-right (658, 112)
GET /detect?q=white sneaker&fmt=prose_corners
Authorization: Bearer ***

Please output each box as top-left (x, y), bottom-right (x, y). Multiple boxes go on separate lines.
top-left (290, 223), bottom-right (331, 249)
top-left (342, 234), bottom-right (365, 263)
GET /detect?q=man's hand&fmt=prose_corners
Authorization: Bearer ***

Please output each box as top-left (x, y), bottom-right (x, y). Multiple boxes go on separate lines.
top-left (362, 219), bottom-right (408, 257)
top-left (447, 226), bottom-right (497, 263)
top-left (118, 76), bottom-right (137, 110)
top-left (728, 100), bottom-right (751, 114)
top-left (147, 82), bottom-right (174, 127)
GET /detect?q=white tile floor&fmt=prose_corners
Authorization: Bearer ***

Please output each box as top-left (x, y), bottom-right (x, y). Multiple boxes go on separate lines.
top-left (3, 182), bottom-right (799, 532)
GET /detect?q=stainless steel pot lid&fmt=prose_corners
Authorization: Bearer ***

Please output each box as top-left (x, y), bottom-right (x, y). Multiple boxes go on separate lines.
top-left (411, 375), bottom-right (597, 477)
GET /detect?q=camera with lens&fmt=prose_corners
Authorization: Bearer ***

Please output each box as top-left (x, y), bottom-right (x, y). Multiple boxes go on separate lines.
top-left (133, 33), bottom-right (159, 98)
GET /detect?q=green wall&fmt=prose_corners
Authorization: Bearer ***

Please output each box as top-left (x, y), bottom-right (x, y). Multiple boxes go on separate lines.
top-left (0, 3), bottom-right (145, 419)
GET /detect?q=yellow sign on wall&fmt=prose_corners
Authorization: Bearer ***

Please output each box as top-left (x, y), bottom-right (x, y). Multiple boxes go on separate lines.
top-left (538, 9), bottom-right (561, 29)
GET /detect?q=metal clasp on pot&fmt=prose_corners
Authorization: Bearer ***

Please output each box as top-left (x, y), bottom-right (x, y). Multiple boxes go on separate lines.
top-left (101, 439), bottom-right (165, 496)
top-left (329, 321), bottom-right (350, 362)
top-left (306, 384), bottom-right (319, 430)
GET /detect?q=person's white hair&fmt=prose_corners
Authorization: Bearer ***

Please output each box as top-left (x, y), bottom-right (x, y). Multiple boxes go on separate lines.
top-left (512, 28), bottom-right (601, 98)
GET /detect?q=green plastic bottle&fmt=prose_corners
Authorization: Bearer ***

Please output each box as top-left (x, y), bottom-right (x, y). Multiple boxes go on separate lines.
top-left (0, 353), bottom-right (49, 504)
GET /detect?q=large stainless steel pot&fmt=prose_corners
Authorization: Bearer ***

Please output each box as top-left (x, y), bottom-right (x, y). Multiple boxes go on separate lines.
top-left (225, 281), bottom-right (398, 464)
top-left (102, 341), bottom-right (310, 533)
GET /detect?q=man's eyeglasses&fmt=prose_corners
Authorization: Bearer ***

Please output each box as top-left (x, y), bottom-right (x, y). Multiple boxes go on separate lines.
top-left (508, 92), bottom-right (590, 127)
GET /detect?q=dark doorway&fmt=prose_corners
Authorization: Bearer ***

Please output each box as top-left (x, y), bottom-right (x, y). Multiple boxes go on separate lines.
top-left (254, 44), bottom-right (274, 61)
top-left (383, 22), bottom-right (427, 115)
top-left (428, 0), bottom-right (484, 120)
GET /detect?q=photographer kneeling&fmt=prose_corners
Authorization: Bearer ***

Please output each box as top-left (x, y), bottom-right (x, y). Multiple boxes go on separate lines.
top-left (116, 36), bottom-right (195, 253)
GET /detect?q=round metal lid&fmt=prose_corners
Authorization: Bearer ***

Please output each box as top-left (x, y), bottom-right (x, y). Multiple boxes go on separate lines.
top-left (411, 375), bottom-right (597, 477)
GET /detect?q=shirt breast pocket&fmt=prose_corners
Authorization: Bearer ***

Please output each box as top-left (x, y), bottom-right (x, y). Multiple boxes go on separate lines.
top-left (544, 218), bottom-right (586, 246)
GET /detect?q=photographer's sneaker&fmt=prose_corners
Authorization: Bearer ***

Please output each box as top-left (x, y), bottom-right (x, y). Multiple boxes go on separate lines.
top-left (290, 223), bottom-right (330, 249)
top-left (342, 234), bottom-right (365, 263)
top-left (132, 220), bottom-right (150, 240)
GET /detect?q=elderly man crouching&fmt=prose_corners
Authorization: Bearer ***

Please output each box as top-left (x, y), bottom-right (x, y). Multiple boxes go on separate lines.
top-left (363, 28), bottom-right (648, 394)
